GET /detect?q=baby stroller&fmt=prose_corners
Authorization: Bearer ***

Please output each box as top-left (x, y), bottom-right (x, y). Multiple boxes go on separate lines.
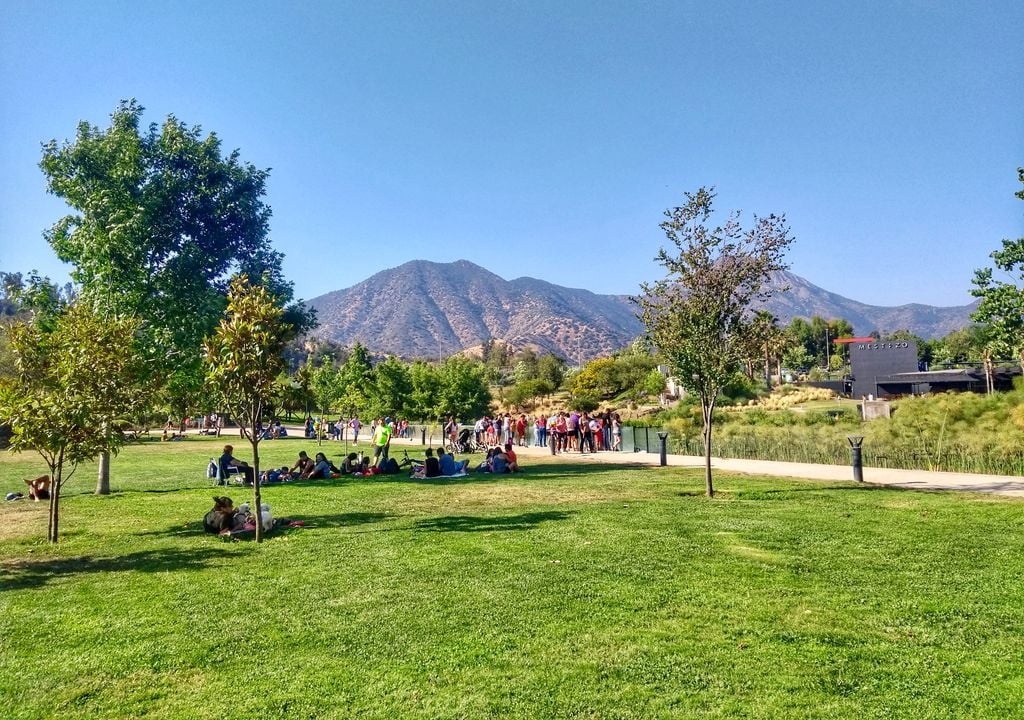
top-left (447, 428), bottom-right (474, 455)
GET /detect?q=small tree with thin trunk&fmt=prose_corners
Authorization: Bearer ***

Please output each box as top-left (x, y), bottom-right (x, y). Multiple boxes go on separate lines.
top-left (0, 303), bottom-right (153, 542)
top-left (971, 168), bottom-right (1024, 381)
top-left (635, 188), bottom-right (793, 496)
top-left (203, 275), bottom-right (291, 542)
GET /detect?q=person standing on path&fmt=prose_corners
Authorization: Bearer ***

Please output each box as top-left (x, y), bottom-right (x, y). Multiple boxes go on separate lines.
top-left (372, 419), bottom-right (393, 465)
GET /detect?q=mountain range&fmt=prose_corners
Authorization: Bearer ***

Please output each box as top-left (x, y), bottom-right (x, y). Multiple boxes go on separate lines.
top-left (306, 260), bottom-right (978, 359)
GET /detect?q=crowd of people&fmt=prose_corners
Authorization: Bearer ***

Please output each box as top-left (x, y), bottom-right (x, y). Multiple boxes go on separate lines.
top-left (301, 415), bottom-right (413, 443)
top-left (470, 410), bottom-right (622, 453)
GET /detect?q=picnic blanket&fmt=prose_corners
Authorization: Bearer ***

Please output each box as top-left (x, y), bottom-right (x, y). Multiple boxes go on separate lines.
top-left (218, 518), bottom-right (305, 538)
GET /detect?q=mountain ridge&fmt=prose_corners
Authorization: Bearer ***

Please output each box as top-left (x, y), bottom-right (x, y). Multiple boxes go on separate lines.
top-left (306, 260), bottom-right (978, 359)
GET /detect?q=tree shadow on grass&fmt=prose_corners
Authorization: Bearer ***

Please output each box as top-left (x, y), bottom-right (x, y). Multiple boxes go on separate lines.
top-left (412, 510), bottom-right (575, 533)
top-left (0, 546), bottom-right (238, 592)
top-left (292, 512), bottom-right (393, 530)
top-left (732, 485), bottom-right (889, 500)
top-left (523, 462), bottom-right (662, 479)
top-left (136, 512), bottom-right (393, 538)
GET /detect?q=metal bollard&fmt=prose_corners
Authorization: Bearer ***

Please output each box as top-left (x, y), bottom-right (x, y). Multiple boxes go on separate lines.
top-left (848, 435), bottom-right (864, 482)
top-left (549, 431), bottom-right (557, 455)
top-left (421, 428), bottom-right (426, 445)
top-left (657, 432), bottom-right (669, 467)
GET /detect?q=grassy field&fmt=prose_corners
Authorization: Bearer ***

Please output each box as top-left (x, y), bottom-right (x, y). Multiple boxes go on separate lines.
top-left (1, 437), bottom-right (1023, 719)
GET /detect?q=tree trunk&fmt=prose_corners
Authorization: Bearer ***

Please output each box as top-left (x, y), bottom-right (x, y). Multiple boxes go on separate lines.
top-left (701, 401), bottom-right (714, 497)
top-left (49, 490), bottom-right (59, 543)
top-left (250, 425), bottom-right (263, 543)
top-left (96, 450), bottom-right (110, 495)
top-left (47, 481), bottom-right (57, 543)
top-left (48, 460), bottom-right (62, 544)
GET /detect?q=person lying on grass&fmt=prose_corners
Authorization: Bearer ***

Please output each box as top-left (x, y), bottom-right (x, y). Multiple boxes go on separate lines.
top-left (24, 475), bottom-right (51, 501)
top-left (260, 466), bottom-right (293, 484)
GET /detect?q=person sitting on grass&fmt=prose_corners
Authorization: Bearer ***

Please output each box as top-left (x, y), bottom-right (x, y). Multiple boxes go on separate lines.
top-left (502, 442), bottom-right (521, 473)
top-left (24, 475), bottom-right (51, 501)
top-left (423, 448), bottom-right (441, 478)
top-left (290, 451), bottom-right (314, 477)
top-left (437, 447), bottom-right (468, 476)
top-left (341, 452), bottom-right (360, 474)
top-left (489, 446), bottom-right (512, 474)
top-left (204, 496), bottom-right (243, 534)
top-left (305, 452), bottom-right (337, 479)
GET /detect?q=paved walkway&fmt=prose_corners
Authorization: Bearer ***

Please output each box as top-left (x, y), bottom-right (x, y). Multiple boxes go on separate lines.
top-left (487, 439), bottom-right (1024, 499)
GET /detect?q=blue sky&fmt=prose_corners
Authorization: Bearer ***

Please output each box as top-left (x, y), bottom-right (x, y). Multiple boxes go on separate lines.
top-left (1, 1), bottom-right (1022, 308)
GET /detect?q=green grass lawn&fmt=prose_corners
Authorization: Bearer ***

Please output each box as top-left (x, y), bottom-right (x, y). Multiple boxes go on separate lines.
top-left (1, 437), bottom-right (1023, 719)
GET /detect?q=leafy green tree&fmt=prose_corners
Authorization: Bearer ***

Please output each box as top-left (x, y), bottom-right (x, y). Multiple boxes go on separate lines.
top-left (372, 357), bottom-right (413, 418)
top-left (311, 359), bottom-right (339, 416)
top-left (536, 353), bottom-right (567, 389)
top-left (40, 100), bottom-right (314, 424)
top-left (744, 311), bottom-right (787, 388)
top-left (0, 303), bottom-right (155, 542)
top-left (636, 187), bottom-right (793, 496)
top-left (571, 357), bottom-right (619, 399)
top-left (336, 342), bottom-right (375, 418)
top-left (932, 327), bottom-right (985, 367)
top-left (972, 168), bottom-right (1024, 376)
top-left (203, 275), bottom-right (292, 543)
top-left (512, 348), bottom-right (540, 383)
top-left (506, 378), bottom-right (556, 409)
top-left (642, 368), bottom-right (666, 398)
top-left (436, 357), bottom-right (491, 421)
top-left (570, 393), bottom-right (600, 413)
top-left (408, 361), bottom-right (442, 421)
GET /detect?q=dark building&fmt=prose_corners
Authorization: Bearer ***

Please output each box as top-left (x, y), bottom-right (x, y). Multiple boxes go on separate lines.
top-left (848, 340), bottom-right (918, 399)
top-left (875, 366), bottom-right (1019, 396)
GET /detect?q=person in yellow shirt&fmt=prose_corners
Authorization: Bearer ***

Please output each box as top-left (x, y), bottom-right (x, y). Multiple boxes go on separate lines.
top-left (372, 419), bottom-right (393, 465)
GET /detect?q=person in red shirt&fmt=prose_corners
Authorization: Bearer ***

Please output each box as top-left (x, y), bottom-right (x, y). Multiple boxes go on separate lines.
top-left (503, 443), bottom-right (521, 472)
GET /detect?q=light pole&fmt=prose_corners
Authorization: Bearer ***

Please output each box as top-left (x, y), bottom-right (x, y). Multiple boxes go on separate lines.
top-left (824, 326), bottom-right (830, 370)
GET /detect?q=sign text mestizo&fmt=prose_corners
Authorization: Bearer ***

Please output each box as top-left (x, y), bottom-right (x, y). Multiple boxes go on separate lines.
top-left (849, 340), bottom-right (918, 399)
top-left (856, 341), bottom-right (911, 351)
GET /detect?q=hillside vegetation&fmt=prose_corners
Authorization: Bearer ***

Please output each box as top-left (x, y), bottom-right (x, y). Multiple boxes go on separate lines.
top-left (655, 385), bottom-right (1024, 475)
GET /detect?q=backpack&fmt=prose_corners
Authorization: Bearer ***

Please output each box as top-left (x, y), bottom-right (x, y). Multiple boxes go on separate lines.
top-left (206, 459), bottom-right (218, 479)
top-left (382, 458), bottom-right (400, 475)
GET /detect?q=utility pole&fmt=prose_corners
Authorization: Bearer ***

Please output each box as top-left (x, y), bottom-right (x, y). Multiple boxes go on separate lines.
top-left (824, 326), bottom-right (830, 370)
